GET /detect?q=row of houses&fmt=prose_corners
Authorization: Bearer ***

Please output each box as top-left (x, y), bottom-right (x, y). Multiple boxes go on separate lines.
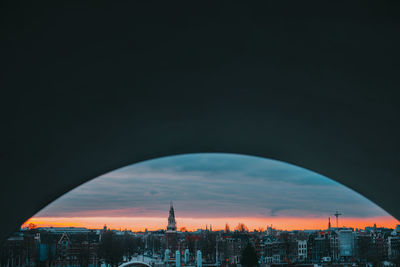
top-left (2, 225), bottom-right (400, 267)
top-left (252, 228), bottom-right (400, 265)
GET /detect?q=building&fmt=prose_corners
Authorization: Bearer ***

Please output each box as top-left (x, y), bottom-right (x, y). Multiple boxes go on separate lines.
top-left (356, 232), bottom-right (372, 261)
top-left (309, 232), bottom-right (330, 263)
top-left (338, 230), bottom-right (355, 258)
top-left (0, 232), bottom-right (36, 267)
top-left (388, 235), bottom-right (400, 260)
top-left (329, 231), bottom-right (339, 261)
top-left (54, 232), bottom-right (99, 267)
top-left (297, 239), bottom-right (307, 262)
top-left (166, 202), bottom-right (178, 253)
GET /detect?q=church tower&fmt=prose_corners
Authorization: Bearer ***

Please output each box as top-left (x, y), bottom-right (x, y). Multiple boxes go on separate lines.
top-left (166, 201), bottom-right (178, 253)
top-left (167, 201), bottom-right (177, 232)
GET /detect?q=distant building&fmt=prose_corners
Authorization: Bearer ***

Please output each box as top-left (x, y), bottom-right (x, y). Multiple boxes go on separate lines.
top-left (388, 235), bottom-right (400, 259)
top-left (309, 232), bottom-right (330, 263)
top-left (374, 232), bottom-right (388, 261)
top-left (221, 237), bottom-right (241, 264)
top-left (2, 232), bottom-right (36, 267)
top-left (297, 239), bottom-right (307, 262)
top-left (329, 231), bottom-right (339, 261)
top-left (266, 226), bottom-right (276, 236)
top-left (356, 232), bottom-right (372, 261)
top-left (338, 230), bottom-right (355, 257)
top-left (37, 227), bottom-right (90, 234)
top-left (166, 202), bottom-right (178, 253)
top-left (54, 232), bottom-right (99, 267)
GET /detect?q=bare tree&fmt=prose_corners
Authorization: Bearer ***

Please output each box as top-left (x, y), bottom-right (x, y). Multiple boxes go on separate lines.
top-left (225, 224), bottom-right (230, 233)
top-left (235, 223), bottom-right (248, 232)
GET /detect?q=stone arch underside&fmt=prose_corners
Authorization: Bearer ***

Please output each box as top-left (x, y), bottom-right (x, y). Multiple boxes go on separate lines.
top-left (2, 0), bottom-right (400, 246)
top-left (119, 261), bottom-right (152, 267)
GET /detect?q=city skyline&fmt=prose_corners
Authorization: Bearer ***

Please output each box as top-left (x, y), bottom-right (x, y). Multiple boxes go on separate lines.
top-left (22, 215), bottom-right (399, 232)
top-left (24, 153), bottom-right (400, 231)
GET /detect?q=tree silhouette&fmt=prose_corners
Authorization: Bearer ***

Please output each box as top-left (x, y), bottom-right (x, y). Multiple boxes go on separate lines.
top-left (78, 241), bottom-right (90, 267)
top-left (235, 223), bottom-right (248, 232)
top-left (241, 243), bottom-right (258, 267)
top-left (98, 230), bottom-right (124, 267)
top-left (225, 224), bottom-right (230, 233)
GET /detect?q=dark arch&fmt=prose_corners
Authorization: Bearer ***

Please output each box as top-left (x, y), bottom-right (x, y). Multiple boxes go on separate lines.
top-left (2, 1), bottom-right (400, 243)
top-left (119, 261), bottom-right (152, 267)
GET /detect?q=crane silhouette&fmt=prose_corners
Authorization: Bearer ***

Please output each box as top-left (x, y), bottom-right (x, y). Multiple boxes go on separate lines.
top-left (333, 211), bottom-right (342, 228)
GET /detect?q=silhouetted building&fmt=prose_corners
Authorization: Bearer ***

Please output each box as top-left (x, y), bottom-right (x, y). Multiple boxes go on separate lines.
top-left (166, 202), bottom-right (178, 253)
top-left (308, 232), bottom-right (330, 263)
top-left (54, 232), bottom-right (99, 267)
top-left (338, 230), bottom-right (355, 258)
top-left (388, 235), bottom-right (400, 260)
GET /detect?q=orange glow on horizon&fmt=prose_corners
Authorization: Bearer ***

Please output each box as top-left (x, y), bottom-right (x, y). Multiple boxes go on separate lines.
top-left (22, 216), bottom-right (400, 232)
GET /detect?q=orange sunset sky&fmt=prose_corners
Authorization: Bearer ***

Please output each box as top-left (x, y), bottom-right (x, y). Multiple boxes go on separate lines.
top-left (22, 216), bottom-right (399, 232)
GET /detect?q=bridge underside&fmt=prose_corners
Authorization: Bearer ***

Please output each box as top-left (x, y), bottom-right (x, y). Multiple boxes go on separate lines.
top-left (2, 1), bottom-right (400, 243)
top-left (119, 262), bottom-right (152, 267)
top-left (125, 264), bottom-right (150, 267)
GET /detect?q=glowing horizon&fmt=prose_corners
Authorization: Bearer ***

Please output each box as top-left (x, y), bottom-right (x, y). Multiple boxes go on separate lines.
top-left (22, 216), bottom-right (399, 232)
top-left (24, 153), bottom-right (400, 234)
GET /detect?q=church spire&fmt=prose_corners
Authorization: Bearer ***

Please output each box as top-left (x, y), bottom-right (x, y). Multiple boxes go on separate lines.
top-left (167, 201), bottom-right (177, 232)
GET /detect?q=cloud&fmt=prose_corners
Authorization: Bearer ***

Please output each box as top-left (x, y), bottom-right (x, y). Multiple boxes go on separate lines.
top-left (35, 153), bottom-right (390, 219)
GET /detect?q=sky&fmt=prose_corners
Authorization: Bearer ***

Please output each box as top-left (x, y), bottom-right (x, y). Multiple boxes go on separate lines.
top-left (23, 153), bottom-right (399, 231)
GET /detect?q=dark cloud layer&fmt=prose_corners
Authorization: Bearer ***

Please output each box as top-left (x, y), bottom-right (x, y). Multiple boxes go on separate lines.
top-left (36, 153), bottom-right (389, 218)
